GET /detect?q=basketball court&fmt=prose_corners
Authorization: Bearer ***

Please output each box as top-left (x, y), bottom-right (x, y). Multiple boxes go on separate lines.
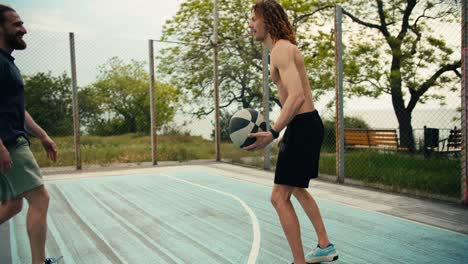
top-left (1, 162), bottom-right (467, 263)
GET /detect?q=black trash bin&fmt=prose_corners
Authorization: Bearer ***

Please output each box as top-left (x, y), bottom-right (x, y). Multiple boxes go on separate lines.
top-left (423, 126), bottom-right (439, 157)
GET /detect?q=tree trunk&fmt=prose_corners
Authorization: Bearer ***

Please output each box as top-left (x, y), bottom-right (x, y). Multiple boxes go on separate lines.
top-left (389, 48), bottom-right (416, 152)
top-left (394, 108), bottom-right (416, 152)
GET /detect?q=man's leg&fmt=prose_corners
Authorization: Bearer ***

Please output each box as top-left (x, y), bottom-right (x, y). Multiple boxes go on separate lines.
top-left (0, 198), bottom-right (23, 224)
top-left (23, 185), bottom-right (49, 264)
top-left (271, 184), bottom-right (306, 264)
top-left (293, 188), bottom-right (330, 248)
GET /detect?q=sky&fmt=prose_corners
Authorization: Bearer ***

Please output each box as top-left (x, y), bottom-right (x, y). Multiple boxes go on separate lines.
top-left (6, 0), bottom-right (186, 39)
top-left (5, 0), bottom-right (189, 88)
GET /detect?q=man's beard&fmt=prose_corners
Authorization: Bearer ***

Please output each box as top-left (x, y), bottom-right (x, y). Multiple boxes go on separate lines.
top-left (5, 32), bottom-right (27, 50)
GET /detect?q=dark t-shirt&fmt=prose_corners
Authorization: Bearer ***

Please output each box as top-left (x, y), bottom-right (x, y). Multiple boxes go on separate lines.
top-left (0, 48), bottom-right (27, 145)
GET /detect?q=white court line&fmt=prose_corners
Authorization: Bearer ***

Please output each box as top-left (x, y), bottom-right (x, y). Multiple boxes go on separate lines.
top-left (160, 173), bottom-right (261, 264)
top-left (45, 163), bottom-right (468, 238)
top-left (203, 165), bottom-right (468, 237)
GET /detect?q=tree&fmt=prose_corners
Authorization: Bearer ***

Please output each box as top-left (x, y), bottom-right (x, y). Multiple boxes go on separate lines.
top-left (157, 0), bottom-right (354, 114)
top-left (24, 72), bottom-right (73, 136)
top-left (211, 109), bottom-right (234, 142)
top-left (77, 86), bottom-right (103, 130)
top-left (85, 57), bottom-right (180, 135)
top-left (159, 0), bottom-right (274, 117)
top-left (266, 0), bottom-right (461, 152)
top-left (160, 0), bottom-right (460, 152)
top-left (338, 0), bottom-right (460, 151)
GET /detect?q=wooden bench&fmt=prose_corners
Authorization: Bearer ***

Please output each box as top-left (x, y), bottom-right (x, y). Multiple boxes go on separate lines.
top-left (344, 128), bottom-right (408, 151)
top-left (437, 127), bottom-right (462, 154)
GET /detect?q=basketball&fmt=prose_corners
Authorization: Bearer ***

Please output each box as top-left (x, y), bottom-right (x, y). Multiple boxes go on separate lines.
top-left (229, 108), bottom-right (267, 148)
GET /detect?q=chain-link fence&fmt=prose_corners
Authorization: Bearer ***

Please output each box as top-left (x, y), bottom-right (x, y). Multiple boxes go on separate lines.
top-left (15, 30), bottom-right (217, 168)
top-left (13, 1), bottom-right (465, 203)
top-left (338, 1), bottom-right (462, 200)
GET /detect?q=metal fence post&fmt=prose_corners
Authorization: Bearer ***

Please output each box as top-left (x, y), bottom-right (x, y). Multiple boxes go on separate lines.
top-left (461, 0), bottom-right (467, 205)
top-left (213, 0), bottom-right (221, 161)
top-left (149, 39), bottom-right (158, 165)
top-left (263, 46), bottom-right (271, 170)
top-left (69, 32), bottom-right (81, 170)
top-left (335, 6), bottom-right (345, 183)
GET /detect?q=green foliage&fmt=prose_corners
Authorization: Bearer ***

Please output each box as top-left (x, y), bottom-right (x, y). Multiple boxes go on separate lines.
top-left (340, 0), bottom-right (460, 150)
top-left (341, 0), bottom-right (460, 102)
top-left (159, 0), bottom-right (459, 120)
top-left (24, 72), bottom-right (73, 136)
top-left (158, 0), bottom-right (261, 116)
top-left (77, 86), bottom-right (103, 128)
top-left (211, 109), bottom-right (234, 142)
top-left (30, 134), bottom-right (259, 167)
top-left (84, 57), bottom-right (180, 136)
top-left (158, 0), bottom-right (337, 116)
top-left (23, 58), bottom-right (180, 137)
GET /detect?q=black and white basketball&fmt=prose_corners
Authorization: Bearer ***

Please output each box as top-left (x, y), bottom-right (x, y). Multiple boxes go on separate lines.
top-left (229, 108), bottom-right (267, 148)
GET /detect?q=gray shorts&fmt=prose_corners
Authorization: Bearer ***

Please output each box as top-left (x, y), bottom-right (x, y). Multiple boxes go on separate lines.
top-left (0, 137), bottom-right (43, 202)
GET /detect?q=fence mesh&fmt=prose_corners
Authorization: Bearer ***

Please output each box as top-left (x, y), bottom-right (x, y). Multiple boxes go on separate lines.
top-left (12, 1), bottom-right (464, 201)
top-left (340, 1), bottom-right (461, 198)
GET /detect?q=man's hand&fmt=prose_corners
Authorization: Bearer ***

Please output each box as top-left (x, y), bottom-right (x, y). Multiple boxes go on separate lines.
top-left (41, 137), bottom-right (58, 162)
top-left (244, 131), bottom-right (274, 151)
top-left (0, 145), bottom-right (12, 173)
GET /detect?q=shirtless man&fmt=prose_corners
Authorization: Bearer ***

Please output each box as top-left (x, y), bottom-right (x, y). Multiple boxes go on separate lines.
top-left (246, 1), bottom-right (338, 263)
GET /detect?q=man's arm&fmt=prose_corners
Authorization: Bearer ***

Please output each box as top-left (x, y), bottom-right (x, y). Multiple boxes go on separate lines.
top-left (25, 111), bottom-right (48, 140)
top-left (270, 44), bottom-right (305, 132)
top-left (25, 111), bottom-right (58, 161)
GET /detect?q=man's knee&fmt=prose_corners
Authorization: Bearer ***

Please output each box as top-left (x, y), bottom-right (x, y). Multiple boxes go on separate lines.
top-left (24, 186), bottom-right (50, 211)
top-left (271, 197), bottom-right (288, 209)
top-left (271, 186), bottom-right (294, 208)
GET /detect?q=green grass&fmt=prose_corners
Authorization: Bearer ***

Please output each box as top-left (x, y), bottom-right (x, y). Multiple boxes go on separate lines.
top-left (30, 134), bottom-right (261, 167)
top-left (319, 150), bottom-right (461, 197)
top-left (30, 135), bottom-right (461, 198)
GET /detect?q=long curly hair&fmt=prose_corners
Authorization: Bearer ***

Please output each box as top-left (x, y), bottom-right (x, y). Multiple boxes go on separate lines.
top-left (252, 0), bottom-right (297, 45)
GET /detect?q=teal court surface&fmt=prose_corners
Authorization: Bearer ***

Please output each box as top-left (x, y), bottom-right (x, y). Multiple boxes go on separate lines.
top-left (1, 163), bottom-right (468, 264)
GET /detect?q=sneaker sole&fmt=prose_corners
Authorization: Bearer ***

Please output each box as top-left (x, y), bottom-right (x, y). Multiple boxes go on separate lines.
top-left (306, 254), bottom-right (339, 263)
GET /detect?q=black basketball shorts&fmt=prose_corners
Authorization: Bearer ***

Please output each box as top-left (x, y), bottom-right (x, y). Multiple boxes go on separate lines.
top-left (274, 110), bottom-right (324, 188)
